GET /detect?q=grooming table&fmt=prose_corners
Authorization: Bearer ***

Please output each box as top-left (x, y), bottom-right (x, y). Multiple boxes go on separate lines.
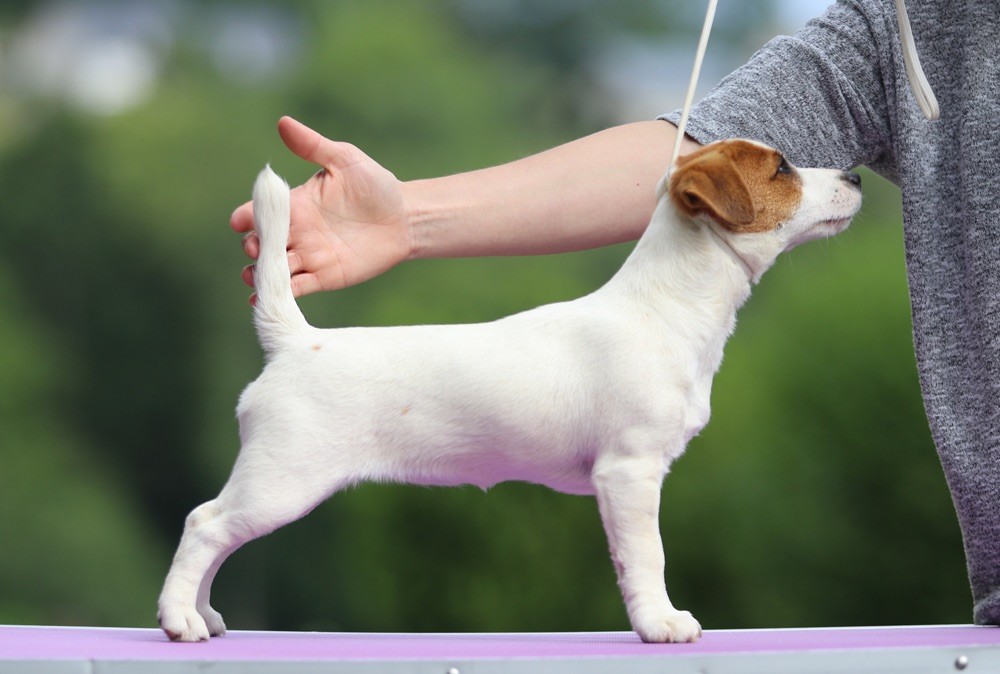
top-left (2, 624), bottom-right (999, 673)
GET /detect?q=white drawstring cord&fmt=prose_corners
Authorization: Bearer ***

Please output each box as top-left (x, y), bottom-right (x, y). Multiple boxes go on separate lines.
top-left (894, 0), bottom-right (939, 120)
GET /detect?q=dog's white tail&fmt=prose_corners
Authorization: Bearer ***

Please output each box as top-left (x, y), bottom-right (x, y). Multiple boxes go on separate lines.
top-left (252, 165), bottom-right (308, 356)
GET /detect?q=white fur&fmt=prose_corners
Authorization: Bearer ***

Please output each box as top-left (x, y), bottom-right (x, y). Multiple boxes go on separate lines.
top-left (158, 141), bottom-right (862, 643)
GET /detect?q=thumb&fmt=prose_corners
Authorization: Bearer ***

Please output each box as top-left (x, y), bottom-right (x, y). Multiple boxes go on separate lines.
top-left (277, 116), bottom-right (355, 170)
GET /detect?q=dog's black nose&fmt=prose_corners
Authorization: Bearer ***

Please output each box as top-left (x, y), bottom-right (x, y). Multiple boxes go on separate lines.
top-left (842, 171), bottom-right (862, 187)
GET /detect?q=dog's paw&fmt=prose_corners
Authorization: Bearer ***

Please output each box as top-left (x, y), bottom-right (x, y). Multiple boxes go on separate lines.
top-left (198, 604), bottom-right (227, 638)
top-left (158, 604), bottom-right (211, 643)
top-left (633, 609), bottom-right (702, 643)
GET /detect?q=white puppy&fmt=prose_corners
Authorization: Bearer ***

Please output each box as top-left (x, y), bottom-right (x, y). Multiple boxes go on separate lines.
top-left (158, 139), bottom-right (862, 643)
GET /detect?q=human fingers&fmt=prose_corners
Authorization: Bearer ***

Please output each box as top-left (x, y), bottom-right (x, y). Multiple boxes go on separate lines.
top-left (242, 232), bottom-right (259, 259)
top-left (277, 116), bottom-right (360, 170)
top-left (290, 272), bottom-right (325, 298)
top-left (245, 253), bottom-right (313, 285)
top-left (230, 200), bottom-right (254, 233)
top-left (287, 249), bottom-right (304, 275)
top-left (244, 251), bottom-right (308, 286)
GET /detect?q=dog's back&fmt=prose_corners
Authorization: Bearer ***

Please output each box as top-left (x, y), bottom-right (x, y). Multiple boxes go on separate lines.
top-left (252, 167), bottom-right (308, 357)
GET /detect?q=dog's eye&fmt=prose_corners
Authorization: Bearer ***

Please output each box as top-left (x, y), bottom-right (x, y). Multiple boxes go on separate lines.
top-left (775, 156), bottom-right (792, 177)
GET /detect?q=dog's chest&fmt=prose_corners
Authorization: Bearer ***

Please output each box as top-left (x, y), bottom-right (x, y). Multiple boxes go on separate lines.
top-left (627, 304), bottom-right (735, 450)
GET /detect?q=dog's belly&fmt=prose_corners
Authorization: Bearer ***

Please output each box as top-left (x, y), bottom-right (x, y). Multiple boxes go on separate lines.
top-left (238, 366), bottom-right (601, 496)
top-left (317, 333), bottom-right (601, 493)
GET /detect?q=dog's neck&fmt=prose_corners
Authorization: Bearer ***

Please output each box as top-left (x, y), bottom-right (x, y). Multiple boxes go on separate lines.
top-left (602, 200), bottom-right (759, 326)
top-left (703, 222), bottom-right (756, 281)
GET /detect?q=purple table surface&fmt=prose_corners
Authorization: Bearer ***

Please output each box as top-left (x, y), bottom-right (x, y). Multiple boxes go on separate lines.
top-left (1, 624), bottom-right (999, 662)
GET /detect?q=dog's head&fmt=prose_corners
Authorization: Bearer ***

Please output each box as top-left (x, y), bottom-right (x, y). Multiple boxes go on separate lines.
top-left (659, 139), bottom-right (862, 280)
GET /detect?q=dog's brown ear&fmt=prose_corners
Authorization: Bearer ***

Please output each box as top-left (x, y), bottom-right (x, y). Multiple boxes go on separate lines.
top-left (669, 151), bottom-right (755, 231)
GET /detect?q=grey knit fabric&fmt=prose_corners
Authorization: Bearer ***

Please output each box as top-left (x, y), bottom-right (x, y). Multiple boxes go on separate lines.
top-left (662, 0), bottom-right (1000, 625)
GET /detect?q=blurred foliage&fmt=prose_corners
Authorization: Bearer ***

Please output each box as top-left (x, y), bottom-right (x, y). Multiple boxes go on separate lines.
top-left (0, 0), bottom-right (969, 635)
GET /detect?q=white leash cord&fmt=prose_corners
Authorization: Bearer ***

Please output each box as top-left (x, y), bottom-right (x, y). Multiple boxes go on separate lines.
top-left (667, 0), bottom-right (755, 281)
top-left (669, 0), bottom-right (719, 170)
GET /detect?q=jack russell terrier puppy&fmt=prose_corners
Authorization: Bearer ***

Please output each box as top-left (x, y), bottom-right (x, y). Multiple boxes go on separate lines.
top-left (158, 139), bottom-right (862, 643)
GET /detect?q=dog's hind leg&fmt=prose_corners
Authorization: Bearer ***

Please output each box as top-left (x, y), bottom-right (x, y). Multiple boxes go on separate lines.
top-left (194, 549), bottom-right (229, 637)
top-left (592, 453), bottom-right (702, 643)
top-left (157, 499), bottom-right (239, 642)
top-left (158, 443), bottom-right (343, 642)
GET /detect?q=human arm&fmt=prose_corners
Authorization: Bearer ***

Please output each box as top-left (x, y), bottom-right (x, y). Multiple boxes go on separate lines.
top-left (231, 116), bottom-right (699, 298)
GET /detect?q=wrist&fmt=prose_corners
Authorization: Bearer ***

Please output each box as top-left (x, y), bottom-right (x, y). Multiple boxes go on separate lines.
top-left (399, 177), bottom-right (468, 262)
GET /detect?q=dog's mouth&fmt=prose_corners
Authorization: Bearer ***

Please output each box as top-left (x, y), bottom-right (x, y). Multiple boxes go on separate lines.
top-left (822, 217), bottom-right (853, 232)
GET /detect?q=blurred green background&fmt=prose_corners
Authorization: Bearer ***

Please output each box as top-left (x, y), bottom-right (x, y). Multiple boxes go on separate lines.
top-left (0, 0), bottom-right (969, 633)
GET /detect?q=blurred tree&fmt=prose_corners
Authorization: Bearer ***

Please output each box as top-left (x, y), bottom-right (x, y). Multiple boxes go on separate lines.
top-left (0, 118), bottom-right (207, 538)
top-left (0, 266), bottom-right (166, 626)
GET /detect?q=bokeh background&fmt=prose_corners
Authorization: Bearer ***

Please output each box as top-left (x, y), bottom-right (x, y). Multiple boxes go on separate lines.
top-left (0, 0), bottom-right (970, 633)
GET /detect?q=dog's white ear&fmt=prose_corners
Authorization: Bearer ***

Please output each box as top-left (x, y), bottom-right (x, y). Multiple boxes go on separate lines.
top-left (669, 151), bottom-right (754, 231)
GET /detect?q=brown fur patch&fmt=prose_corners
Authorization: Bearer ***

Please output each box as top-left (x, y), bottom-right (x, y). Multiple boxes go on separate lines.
top-left (670, 140), bottom-right (802, 233)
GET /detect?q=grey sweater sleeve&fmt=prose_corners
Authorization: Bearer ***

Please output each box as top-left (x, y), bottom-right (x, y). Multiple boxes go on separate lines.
top-left (662, 0), bottom-right (899, 180)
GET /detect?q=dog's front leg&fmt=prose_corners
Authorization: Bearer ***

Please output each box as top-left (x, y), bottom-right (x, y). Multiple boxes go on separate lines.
top-left (593, 455), bottom-right (702, 643)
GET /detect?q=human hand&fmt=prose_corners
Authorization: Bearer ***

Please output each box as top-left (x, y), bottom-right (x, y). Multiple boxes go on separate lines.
top-left (231, 116), bottom-right (413, 300)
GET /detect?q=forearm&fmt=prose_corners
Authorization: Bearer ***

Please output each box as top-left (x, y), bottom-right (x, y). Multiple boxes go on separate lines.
top-left (403, 120), bottom-right (698, 260)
